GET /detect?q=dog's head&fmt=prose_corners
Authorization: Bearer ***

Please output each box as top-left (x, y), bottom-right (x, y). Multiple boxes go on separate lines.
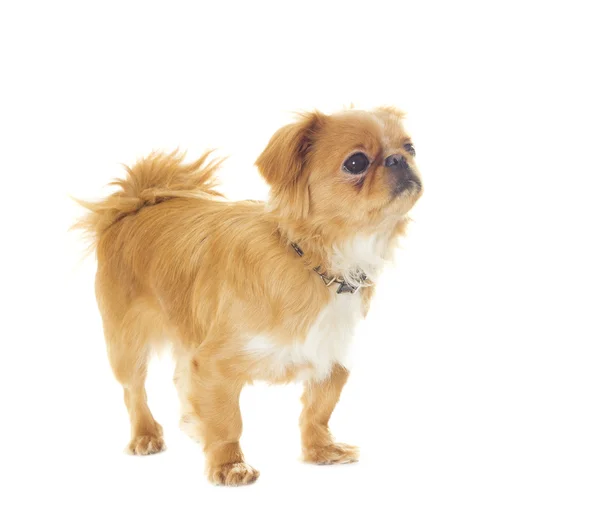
top-left (256, 107), bottom-right (422, 233)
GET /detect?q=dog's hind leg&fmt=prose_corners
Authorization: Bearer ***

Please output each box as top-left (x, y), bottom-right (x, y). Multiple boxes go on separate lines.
top-left (99, 292), bottom-right (166, 456)
top-left (174, 339), bottom-right (259, 486)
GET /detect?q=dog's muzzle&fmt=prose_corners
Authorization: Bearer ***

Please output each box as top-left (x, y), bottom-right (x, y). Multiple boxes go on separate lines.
top-left (385, 154), bottom-right (421, 195)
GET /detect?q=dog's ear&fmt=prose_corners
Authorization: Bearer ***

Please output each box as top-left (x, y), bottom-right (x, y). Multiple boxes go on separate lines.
top-left (256, 111), bottom-right (326, 219)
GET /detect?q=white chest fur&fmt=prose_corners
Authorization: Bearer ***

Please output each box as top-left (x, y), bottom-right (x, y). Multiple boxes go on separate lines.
top-left (244, 292), bottom-right (365, 382)
top-left (244, 230), bottom-right (398, 382)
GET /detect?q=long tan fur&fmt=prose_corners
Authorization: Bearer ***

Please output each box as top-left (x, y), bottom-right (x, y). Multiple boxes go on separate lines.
top-left (76, 107), bottom-right (422, 486)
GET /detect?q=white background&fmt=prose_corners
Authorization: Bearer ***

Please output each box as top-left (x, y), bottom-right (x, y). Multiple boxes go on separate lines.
top-left (1, 1), bottom-right (598, 530)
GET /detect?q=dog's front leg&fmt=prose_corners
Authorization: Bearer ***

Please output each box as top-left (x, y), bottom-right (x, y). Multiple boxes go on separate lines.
top-left (299, 363), bottom-right (359, 464)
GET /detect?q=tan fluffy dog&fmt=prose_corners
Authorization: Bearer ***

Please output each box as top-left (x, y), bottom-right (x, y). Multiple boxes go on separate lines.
top-left (76, 107), bottom-right (422, 486)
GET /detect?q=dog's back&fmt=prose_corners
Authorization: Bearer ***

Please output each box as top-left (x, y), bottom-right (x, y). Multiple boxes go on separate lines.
top-left (76, 149), bottom-right (282, 345)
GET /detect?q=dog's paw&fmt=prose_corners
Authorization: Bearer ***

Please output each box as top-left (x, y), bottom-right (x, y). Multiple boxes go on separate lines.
top-left (126, 434), bottom-right (166, 456)
top-left (208, 462), bottom-right (260, 486)
top-left (303, 442), bottom-right (359, 465)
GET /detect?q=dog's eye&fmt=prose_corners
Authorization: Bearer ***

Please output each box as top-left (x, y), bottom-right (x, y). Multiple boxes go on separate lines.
top-left (343, 152), bottom-right (370, 175)
top-left (404, 143), bottom-right (416, 156)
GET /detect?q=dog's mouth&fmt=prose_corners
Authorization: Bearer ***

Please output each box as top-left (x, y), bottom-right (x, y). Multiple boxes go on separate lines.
top-left (392, 172), bottom-right (422, 196)
top-left (386, 163), bottom-right (421, 196)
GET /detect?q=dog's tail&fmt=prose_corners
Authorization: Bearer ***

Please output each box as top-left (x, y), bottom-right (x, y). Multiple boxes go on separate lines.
top-left (73, 150), bottom-right (223, 252)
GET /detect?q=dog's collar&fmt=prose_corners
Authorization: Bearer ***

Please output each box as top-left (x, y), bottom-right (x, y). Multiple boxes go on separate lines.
top-left (290, 242), bottom-right (368, 294)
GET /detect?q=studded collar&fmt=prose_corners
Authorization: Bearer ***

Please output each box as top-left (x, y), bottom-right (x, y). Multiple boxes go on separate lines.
top-left (290, 242), bottom-right (368, 294)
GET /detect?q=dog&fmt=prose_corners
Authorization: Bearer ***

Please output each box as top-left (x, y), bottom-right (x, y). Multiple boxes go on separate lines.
top-left (76, 106), bottom-right (422, 486)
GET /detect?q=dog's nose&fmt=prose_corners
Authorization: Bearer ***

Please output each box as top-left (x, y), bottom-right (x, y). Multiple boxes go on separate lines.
top-left (384, 154), bottom-right (409, 169)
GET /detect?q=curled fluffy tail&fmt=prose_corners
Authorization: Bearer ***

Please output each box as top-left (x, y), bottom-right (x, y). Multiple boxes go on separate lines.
top-left (73, 150), bottom-right (223, 249)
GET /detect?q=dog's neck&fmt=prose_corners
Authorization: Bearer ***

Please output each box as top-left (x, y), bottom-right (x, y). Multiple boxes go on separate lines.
top-left (278, 217), bottom-right (408, 288)
top-left (328, 233), bottom-right (391, 285)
